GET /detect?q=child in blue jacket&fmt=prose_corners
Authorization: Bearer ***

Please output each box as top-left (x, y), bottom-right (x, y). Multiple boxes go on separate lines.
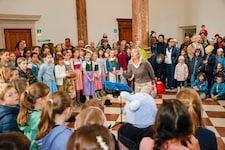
top-left (0, 85), bottom-right (20, 133)
top-left (192, 72), bottom-right (208, 99)
top-left (210, 75), bottom-right (225, 100)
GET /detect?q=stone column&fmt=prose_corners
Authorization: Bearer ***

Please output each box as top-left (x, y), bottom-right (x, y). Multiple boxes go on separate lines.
top-left (76, 0), bottom-right (88, 44)
top-left (132, 0), bottom-right (149, 47)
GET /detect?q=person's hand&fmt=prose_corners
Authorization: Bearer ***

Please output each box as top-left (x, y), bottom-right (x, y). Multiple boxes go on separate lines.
top-left (95, 75), bottom-right (99, 80)
top-left (117, 70), bottom-right (122, 75)
top-left (211, 95), bottom-right (216, 99)
top-left (186, 135), bottom-right (200, 150)
top-left (154, 77), bottom-right (160, 81)
top-left (203, 60), bottom-right (208, 64)
top-left (193, 86), bottom-right (199, 91)
top-left (112, 71), bottom-right (117, 74)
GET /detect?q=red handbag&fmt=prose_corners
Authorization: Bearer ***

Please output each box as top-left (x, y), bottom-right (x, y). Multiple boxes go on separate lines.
top-left (156, 80), bottom-right (166, 94)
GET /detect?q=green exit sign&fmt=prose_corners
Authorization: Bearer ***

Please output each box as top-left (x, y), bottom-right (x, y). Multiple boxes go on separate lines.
top-left (114, 28), bottom-right (117, 33)
top-left (37, 29), bottom-right (42, 34)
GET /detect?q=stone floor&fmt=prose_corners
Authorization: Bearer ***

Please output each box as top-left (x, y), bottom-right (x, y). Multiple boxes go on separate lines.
top-left (68, 90), bottom-right (225, 150)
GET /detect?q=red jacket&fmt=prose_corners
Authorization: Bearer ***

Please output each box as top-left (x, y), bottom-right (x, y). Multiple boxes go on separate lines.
top-left (118, 53), bottom-right (127, 70)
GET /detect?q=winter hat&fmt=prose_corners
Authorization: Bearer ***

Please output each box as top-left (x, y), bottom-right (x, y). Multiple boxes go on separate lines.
top-left (120, 92), bottom-right (157, 128)
top-left (205, 45), bottom-right (214, 54)
top-left (217, 48), bottom-right (223, 52)
top-left (178, 55), bottom-right (185, 60)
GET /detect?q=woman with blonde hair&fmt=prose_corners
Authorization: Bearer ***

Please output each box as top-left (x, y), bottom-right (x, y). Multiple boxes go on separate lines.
top-left (176, 88), bottom-right (217, 150)
top-left (187, 34), bottom-right (204, 60)
top-left (124, 47), bottom-right (154, 93)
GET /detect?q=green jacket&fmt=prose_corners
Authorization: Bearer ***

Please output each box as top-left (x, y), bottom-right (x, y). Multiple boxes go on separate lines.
top-left (19, 110), bottom-right (41, 150)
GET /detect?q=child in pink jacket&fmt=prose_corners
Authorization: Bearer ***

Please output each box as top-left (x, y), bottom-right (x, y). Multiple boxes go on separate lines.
top-left (174, 56), bottom-right (189, 91)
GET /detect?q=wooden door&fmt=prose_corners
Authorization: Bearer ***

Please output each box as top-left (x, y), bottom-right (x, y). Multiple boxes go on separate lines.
top-left (4, 29), bottom-right (32, 51)
top-left (117, 19), bottom-right (132, 42)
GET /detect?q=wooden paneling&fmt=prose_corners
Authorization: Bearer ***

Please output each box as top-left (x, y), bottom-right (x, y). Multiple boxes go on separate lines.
top-left (4, 29), bottom-right (32, 51)
top-left (117, 19), bottom-right (132, 42)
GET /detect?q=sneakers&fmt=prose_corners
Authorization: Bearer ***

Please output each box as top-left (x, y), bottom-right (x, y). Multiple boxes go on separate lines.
top-left (76, 101), bottom-right (82, 107)
top-left (94, 92), bottom-right (101, 100)
top-left (100, 90), bottom-right (106, 97)
top-left (97, 92), bottom-right (102, 100)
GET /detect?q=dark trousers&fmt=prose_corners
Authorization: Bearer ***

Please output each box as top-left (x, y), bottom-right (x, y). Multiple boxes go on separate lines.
top-left (166, 64), bottom-right (175, 88)
top-left (177, 81), bottom-right (185, 88)
top-left (205, 71), bottom-right (213, 90)
top-left (212, 91), bottom-right (225, 100)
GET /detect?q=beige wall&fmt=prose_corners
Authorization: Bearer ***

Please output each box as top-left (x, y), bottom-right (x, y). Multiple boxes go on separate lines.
top-left (0, 0), bottom-right (77, 47)
top-left (0, 0), bottom-right (224, 48)
top-left (149, 0), bottom-right (225, 43)
top-left (86, 0), bottom-right (132, 45)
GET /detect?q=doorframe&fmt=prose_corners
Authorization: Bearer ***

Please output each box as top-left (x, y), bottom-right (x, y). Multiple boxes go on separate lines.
top-left (178, 25), bottom-right (196, 43)
top-left (0, 14), bottom-right (41, 49)
top-left (117, 18), bottom-right (132, 42)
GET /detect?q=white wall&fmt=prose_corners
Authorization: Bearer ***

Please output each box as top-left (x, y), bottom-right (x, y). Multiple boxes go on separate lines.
top-left (86, 0), bottom-right (132, 45)
top-left (149, 0), bottom-right (187, 40)
top-left (0, 0), bottom-right (77, 46)
top-left (149, 0), bottom-right (225, 43)
top-left (0, 0), bottom-right (224, 47)
top-left (193, 0), bottom-right (225, 38)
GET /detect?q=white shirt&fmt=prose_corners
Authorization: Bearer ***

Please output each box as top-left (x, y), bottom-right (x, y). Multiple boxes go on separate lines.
top-left (165, 48), bottom-right (172, 64)
top-left (55, 64), bottom-right (67, 85)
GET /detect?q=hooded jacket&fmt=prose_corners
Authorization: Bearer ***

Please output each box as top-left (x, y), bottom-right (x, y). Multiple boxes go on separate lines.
top-left (36, 125), bottom-right (72, 150)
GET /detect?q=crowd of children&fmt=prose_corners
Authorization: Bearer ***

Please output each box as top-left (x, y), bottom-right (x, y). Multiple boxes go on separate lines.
top-left (0, 85), bottom-right (215, 150)
top-left (0, 28), bottom-right (224, 149)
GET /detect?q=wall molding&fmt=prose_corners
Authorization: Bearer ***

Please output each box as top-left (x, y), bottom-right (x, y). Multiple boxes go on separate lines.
top-left (0, 14), bottom-right (41, 21)
top-left (0, 14), bottom-right (41, 48)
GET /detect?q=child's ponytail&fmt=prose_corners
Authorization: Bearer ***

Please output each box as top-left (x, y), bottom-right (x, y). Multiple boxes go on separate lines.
top-left (36, 100), bottom-right (54, 140)
top-left (36, 91), bottom-right (71, 140)
top-left (17, 90), bottom-right (35, 126)
top-left (17, 82), bottom-right (50, 126)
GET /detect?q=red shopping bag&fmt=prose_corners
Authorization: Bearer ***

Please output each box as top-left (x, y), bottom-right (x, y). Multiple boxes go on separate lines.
top-left (156, 80), bottom-right (166, 94)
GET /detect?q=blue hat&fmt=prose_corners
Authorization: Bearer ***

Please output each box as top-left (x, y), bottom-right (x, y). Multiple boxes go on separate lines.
top-left (120, 92), bottom-right (157, 128)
